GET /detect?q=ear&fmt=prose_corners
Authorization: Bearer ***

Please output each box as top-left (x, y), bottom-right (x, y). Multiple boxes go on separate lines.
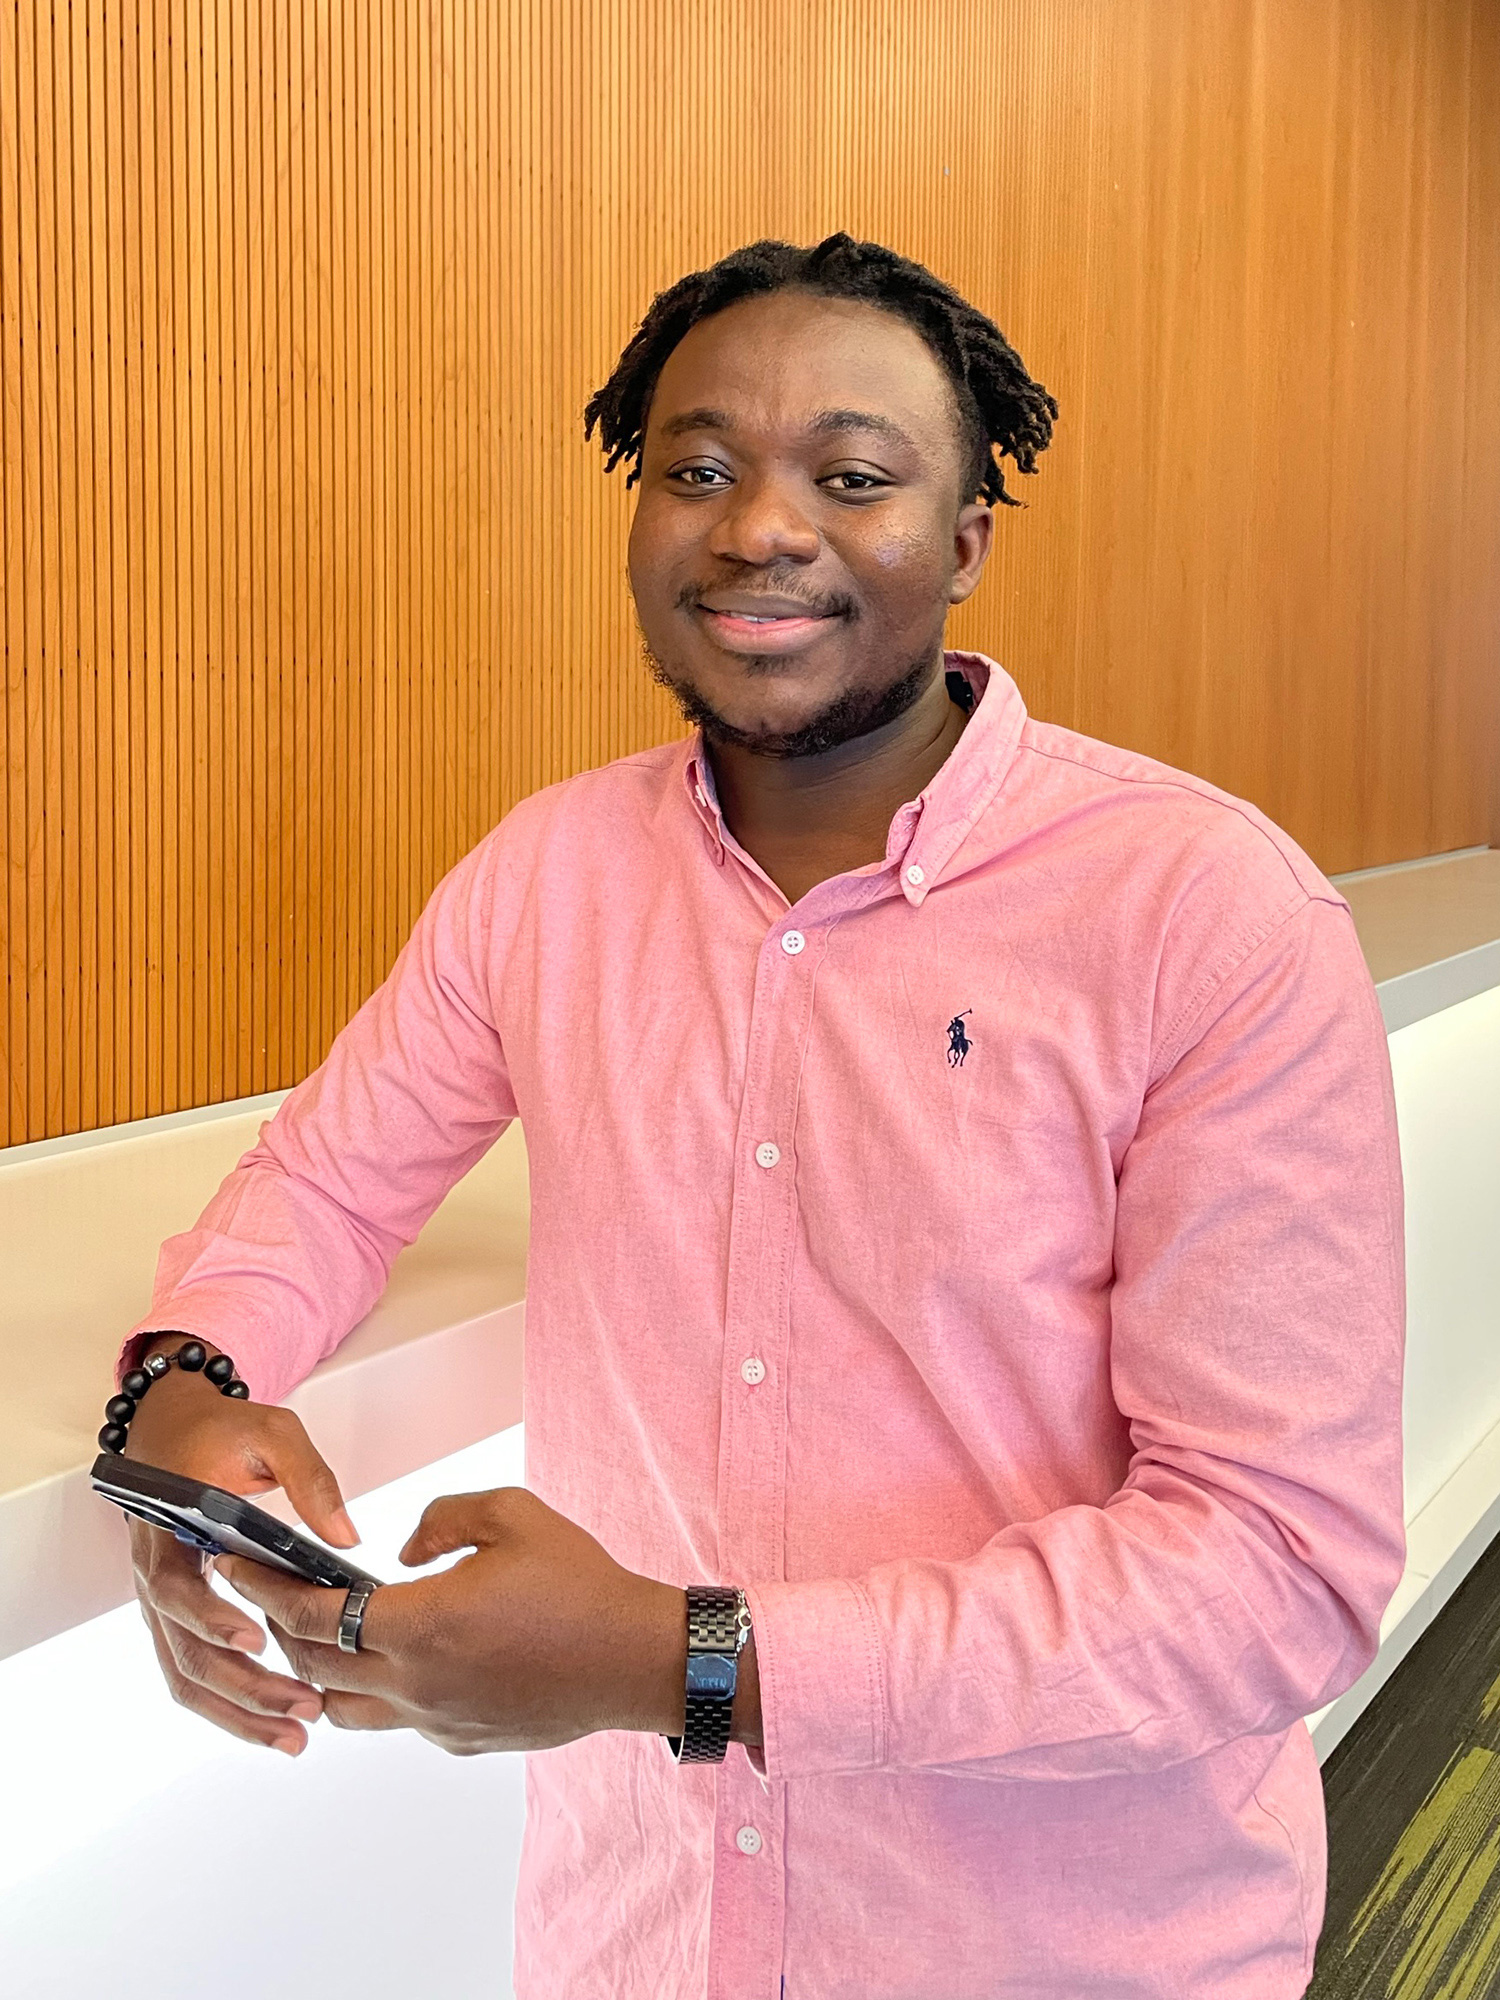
top-left (948, 502), bottom-right (994, 606)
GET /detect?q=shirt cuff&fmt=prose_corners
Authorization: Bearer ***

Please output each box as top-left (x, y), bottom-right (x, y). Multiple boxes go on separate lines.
top-left (742, 1575), bottom-right (886, 1781)
top-left (115, 1303), bottom-right (284, 1404)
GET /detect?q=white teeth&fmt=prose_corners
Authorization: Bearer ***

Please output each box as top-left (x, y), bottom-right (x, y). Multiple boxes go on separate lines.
top-left (704, 606), bottom-right (817, 623)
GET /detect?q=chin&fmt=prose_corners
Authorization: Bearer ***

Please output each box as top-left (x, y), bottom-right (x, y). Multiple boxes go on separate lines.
top-left (642, 633), bottom-right (938, 760)
top-left (695, 698), bottom-right (841, 759)
top-left (703, 678), bottom-right (840, 734)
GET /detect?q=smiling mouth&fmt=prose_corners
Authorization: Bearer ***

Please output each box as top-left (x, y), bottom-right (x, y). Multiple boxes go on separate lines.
top-left (693, 603), bottom-right (844, 655)
top-left (694, 597), bottom-right (843, 619)
top-left (689, 582), bottom-right (853, 646)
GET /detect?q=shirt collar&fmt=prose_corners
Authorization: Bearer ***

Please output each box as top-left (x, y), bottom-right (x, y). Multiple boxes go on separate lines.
top-left (685, 737), bottom-right (729, 863)
top-left (682, 650), bottom-right (1028, 902)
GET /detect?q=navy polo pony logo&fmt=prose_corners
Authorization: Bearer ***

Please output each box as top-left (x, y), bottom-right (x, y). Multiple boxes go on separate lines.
top-left (946, 1010), bottom-right (974, 1067)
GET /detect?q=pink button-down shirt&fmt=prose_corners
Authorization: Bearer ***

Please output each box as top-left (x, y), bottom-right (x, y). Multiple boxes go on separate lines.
top-left (126, 654), bottom-right (1405, 1999)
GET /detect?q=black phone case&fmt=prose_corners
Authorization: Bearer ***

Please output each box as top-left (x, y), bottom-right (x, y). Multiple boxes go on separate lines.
top-left (91, 1454), bottom-right (381, 1589)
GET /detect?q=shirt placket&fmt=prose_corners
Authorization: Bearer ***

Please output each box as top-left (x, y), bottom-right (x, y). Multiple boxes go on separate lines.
top-left (705, 909), bottom-right (823, 2000)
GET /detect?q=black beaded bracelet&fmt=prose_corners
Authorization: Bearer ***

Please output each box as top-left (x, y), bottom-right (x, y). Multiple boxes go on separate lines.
top-left (98, 1339), bottom-right (249, 1454)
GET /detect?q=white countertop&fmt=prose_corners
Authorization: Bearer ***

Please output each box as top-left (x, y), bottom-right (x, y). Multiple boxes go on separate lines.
top-left (1335, 847), bottom-right (1500, 1032)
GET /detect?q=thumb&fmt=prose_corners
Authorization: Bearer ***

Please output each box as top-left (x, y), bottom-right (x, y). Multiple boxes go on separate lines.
top-left (258, 1411), bottom-right (359, 1548)
top-left (399, 1488), bottom-right (512, 1568)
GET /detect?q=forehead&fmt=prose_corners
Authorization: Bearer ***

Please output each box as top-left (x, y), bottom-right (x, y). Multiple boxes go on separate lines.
top-left (644, 290), bottom-right (964, 457)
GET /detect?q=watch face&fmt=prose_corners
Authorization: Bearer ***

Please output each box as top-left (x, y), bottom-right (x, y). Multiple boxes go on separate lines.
top-left (685, 1652), bottom-right (737, 1699)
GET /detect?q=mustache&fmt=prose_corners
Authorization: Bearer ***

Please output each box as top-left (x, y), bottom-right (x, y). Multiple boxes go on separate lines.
top-left (674, 576), bottom-right (856, 620)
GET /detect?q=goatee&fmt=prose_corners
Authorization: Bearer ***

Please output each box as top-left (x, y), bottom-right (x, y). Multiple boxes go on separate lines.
top-left (642, 642), bottom-right (939, 760)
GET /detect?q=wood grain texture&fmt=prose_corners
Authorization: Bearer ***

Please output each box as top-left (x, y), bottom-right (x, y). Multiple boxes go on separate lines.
top-left (2, 0), bottom-right (1498, 1145)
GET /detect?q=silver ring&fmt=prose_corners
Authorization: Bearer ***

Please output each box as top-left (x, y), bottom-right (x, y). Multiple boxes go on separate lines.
top-left (337, 1578), bottom-right (378, 1654)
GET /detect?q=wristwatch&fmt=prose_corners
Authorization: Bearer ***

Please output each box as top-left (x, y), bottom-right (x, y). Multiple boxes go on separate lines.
top-left (665, 1585), bottom-right (752, 1764)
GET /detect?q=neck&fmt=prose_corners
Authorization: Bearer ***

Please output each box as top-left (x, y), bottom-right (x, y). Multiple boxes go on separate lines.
top-left (706, 661), bottom-right (970, 906)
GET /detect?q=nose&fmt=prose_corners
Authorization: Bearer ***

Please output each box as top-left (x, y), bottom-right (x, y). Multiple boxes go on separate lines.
top-left (706, 471), bottom-right (820, 567)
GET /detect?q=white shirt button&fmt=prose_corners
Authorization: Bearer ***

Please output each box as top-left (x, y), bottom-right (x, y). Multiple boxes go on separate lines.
top-left (740, 1357), bottom-right (766, 1385)
top-left (754, 1142), bottom-right (780, 1169)
top-left (905, 863), bottom-right (925, 886)
top-left (780, 929), bottom-right (806, 955)
top-left (736, 1825), bottom-right (763, 1855)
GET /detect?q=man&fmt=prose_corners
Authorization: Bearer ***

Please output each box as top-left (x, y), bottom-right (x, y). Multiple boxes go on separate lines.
top-left (120, 234), bottom-right (1405, 1998)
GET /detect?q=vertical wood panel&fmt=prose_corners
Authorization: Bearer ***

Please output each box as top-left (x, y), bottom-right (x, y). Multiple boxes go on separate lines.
top-left (1, 0), bottom-right (1498, 1146)
top-left (1, 0), bottom-right (23, 1136)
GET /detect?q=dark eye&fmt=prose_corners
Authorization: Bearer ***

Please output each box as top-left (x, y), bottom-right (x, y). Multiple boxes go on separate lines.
top-left (671, 464), bottom-right (732, 489)
top-left (822, 470), bottom-right (888, 494)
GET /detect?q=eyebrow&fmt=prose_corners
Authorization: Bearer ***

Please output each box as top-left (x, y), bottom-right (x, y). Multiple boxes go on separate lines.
top-left (655, 405), bottom-right (918, 451)
top-left (806, 408), bottom-right (917, 451)
top-left (657, 408), bottom-right (736, 439)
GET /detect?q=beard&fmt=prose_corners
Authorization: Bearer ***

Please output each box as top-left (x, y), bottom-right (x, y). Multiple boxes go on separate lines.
top-left (642, 634), bottom-right (940, 760)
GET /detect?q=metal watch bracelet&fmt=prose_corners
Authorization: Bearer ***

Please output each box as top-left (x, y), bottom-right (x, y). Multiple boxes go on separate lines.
top-left (666, 1585), bottom-right (751, 1764)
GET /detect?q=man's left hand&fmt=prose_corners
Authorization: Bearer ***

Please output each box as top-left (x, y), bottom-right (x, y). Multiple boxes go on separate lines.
top-left (218, 1488), bottom-right (693, 1755)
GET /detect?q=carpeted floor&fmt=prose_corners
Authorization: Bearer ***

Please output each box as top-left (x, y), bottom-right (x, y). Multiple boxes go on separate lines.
top-left (1309, 1523), bottom-right (1500, 1997)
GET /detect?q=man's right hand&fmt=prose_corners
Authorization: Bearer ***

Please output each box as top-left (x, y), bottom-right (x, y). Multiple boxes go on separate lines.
top-left (123, 1336), bottom-right (360, 1755)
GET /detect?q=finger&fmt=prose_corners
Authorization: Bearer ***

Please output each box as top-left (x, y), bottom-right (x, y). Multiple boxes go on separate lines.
top-left (137, 1531), bottom-right (267, 1655)
top-left (270, 1620), bottom-right (387, 1695)
top-left (158, 1608), bottom-right (326, 1721)
top-left (142, 1603), bottom-right (310, 1755)
top-left (419, 1723), bottom-right (501, 1758)
top-left (399, 1487), bottom-right (516, 1567)
top-left (255, 1409), bottom-right (359, 1547)
top-left (218, 1557), bottom-right (347, 1645)
top-left (322, 1688), bottom-right (407, 1733)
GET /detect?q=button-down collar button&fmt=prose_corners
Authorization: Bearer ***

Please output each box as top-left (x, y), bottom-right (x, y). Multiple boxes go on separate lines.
top-left (780, 929), bottom-right (806, 955)
top-left (740, 1357), bottom-right (766, 1385)
top-left (905, 863), bottom-right (925, 886)
top-left (735, 1825), bottom-right (763, 1854)
top-left (754, 1142), bottom-right (781, 1169)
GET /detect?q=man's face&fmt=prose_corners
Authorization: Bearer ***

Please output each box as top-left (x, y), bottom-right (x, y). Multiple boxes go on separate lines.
top-left (627, 290), bottom-right (994, 757)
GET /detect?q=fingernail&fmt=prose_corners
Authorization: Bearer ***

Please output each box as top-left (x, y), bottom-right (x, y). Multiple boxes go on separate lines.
top-left (288, 1700), bottom-right (322, 1722)
top-left (274, 1735), bottom-right (303, 1757)
top-left (226, 1629), bottom-right (264, 1653)
top-left (334, 1510), bottom-right (359, 1546)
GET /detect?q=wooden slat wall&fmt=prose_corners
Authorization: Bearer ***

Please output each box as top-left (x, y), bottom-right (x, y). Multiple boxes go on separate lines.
top-left (2, 0), bottom-right (1497, 1147)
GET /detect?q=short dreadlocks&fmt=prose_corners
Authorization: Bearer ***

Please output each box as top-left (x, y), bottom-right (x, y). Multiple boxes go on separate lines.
top-left (584, 233), bottom-right (1058, 507)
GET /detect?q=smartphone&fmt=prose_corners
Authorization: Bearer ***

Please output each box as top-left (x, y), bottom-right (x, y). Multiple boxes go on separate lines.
top-left (91, 1453), bottom-right (382, 1589)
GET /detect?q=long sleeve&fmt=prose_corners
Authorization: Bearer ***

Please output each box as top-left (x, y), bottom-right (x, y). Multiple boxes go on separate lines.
top-left (118, 832), bottom-right (518, 1404)
top-left (745, 896), bottom-right (1407, 1783)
